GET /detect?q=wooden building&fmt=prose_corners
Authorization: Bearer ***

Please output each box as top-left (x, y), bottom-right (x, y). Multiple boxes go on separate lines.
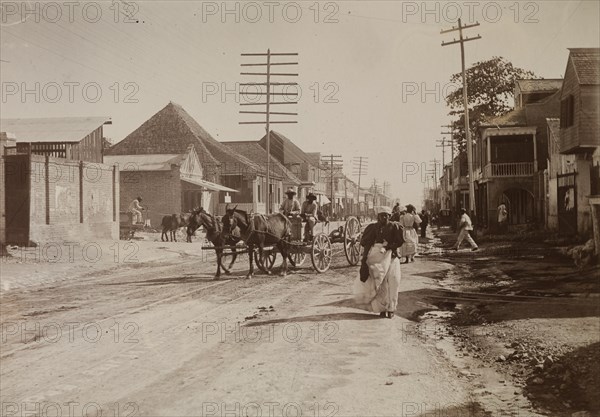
top-left (0, 117), bottom-right (111, 162)
top-left (558, 48), bottom-right (600, 237)
top-left (1, 118), bottom-right (118, 245)
top-left (474, 80), bottom-right (561, 230)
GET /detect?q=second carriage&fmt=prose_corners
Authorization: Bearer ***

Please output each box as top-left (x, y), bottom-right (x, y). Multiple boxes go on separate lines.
top-left (254, 215), bottom-right (364, 273)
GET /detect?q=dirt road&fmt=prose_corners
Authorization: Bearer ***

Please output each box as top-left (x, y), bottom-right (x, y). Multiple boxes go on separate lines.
top-left (1, 239), bottom-right (496, 417)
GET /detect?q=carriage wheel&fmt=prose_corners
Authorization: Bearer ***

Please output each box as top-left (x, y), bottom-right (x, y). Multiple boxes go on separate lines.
top-left (344, 216), bottom-right (362, 266)
top-left (311, 234), bottom-right (332, 273)
top-left (288, 249), bottom-right (307, 268)
top-left (220, 250), bottom-right (238, 272)
top-left (254, 249), bottom-right (277, 273)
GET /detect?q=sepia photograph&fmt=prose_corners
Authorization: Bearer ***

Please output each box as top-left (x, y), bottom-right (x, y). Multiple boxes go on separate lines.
top-left (1, 1), bottom-right (599, 416)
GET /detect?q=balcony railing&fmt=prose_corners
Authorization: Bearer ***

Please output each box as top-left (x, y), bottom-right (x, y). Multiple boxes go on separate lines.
top-left (483, 162), bottom-right (534, 177)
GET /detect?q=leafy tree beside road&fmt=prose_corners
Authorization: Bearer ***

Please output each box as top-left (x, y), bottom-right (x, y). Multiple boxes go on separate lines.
top-left (445, 56), bottom-right (538, 151)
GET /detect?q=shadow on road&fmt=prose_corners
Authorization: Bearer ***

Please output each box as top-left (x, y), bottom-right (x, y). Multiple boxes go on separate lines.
top-left (102, 275), bottom-right (227, 286)
top-left (243, 312), bottom-right (381, 327)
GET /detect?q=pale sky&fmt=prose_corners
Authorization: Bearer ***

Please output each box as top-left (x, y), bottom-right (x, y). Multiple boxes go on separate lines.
top-left (1, 0), bottom-right (599, 205)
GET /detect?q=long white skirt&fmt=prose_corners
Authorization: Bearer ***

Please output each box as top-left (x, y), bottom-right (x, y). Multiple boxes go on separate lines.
top-left (353, 243), bottom-right (402, 313)
top-left (400, 227), bottom-right (418, 257)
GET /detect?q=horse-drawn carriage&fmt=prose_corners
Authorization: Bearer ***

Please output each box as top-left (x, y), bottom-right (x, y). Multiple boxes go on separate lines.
top-left (198, 207), bottom-right (364, 278)
top-left (254, 214), bottom-right (363, 273)
top-left (119, 208), bottom-right (150, 240)
top-left (119, 212), bottom-right (144, 240)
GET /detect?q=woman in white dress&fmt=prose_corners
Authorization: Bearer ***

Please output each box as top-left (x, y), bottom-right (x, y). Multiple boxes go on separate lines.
top-left (353, 207), bottom-right (403, 318)
top-left (399, 204), bottom-right (421, 263)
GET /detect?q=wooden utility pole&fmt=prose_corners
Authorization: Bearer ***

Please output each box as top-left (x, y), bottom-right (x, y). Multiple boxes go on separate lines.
top-left (441, 124), bottom-right (457, 211)
top-left (240, 50), bottom-right (298, 213)
top-left (436, 137), bottom-right (451, 168)
top-left (352, 156), bottom-right (368, 215)
top-left (371, 178), bottom-right (379, 211)
top-left (442, 19), bottom-right (481, 215)
top-left (321, 154), bottom-right (343, 216)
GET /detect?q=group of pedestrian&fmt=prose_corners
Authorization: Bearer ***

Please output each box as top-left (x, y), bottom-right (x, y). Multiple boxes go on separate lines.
top-left (354, 204), bottom-right (483, 319)
top-left (391, 203), bottom-right (429, 263)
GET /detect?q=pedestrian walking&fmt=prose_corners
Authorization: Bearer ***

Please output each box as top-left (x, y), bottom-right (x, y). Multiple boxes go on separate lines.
top-left (420, 209), bottom-right (429, 238)
top-left (399, 204), bottom-right (421, 263)
top-left (354, 207), bottom-right (403, 318)
top-left (454, 208), bottom-right (478, 251)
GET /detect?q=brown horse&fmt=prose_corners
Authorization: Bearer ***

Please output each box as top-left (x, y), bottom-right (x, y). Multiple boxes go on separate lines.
top-left (188, 209), bottom-right (239, 279)
top-left (221, 206), bottom-right (291, 279)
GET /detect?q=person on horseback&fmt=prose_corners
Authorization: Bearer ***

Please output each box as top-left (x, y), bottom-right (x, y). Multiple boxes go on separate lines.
top-left (280, 188), bottom-right (300, 216)
top-left (301, 193), bottom-right (319, 242)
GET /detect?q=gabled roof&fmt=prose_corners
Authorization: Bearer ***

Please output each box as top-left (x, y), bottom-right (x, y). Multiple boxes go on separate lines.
top-left (106, 102), bottom-right (261, 174)
top-left (568, 48), bottom-right (600, 85)
top-left (515, 79), bottom-right (563, 93)
top-left (0, 116), bottom-right (111, 143)
top-left (258, 130), bottom-right (315, 166)
top-left (222, 141), bottom-right (301, 184)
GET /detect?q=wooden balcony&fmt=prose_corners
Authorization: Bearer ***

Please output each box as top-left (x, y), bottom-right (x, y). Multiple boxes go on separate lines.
top-left (483, 162), bottom-right (534, 177)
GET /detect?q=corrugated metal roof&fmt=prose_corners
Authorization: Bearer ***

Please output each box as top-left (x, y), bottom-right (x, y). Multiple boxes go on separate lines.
top-left (104, 154), bottom-right (184, 171)
top-left (0, 116), bottom-right (111, 143)
top-left (181, 177), bottom-right (238, 192)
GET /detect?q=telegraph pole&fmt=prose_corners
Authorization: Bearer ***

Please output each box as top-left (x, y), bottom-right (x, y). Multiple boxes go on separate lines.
top-left (436, 137), bottom-right (451, 168)
top-left (371, 179), bottom-right (379, 211)
top-left (321, 154), bottom-right (343, 217)
top-left (442, 19), bottom-right (481, 215)
top-left (240, 50), bottom-right (298, 213)
top-left (352, 156), bottom-right (368, 215)
top-left (441, 124), bottom-right (457, 211)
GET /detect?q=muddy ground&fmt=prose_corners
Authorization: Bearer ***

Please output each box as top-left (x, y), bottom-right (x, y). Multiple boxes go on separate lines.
top-left (419, 227), bottom-right (600, 416)
top-left (1, 225), bottom-right (598, 417)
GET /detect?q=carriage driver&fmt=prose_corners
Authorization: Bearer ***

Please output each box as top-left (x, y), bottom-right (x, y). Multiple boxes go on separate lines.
top-left (279, 188), bottom-right (301, 216)
top-left (301, 193), bottom-right (319, 242)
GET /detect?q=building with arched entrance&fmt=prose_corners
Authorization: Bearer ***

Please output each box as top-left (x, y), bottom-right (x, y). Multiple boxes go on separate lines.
top-left (474, 79), bottom-right (561, 230)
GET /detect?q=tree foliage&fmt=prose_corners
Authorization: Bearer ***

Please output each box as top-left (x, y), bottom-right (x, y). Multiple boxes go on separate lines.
top-left (445, 56), bottom-right (538, 152)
